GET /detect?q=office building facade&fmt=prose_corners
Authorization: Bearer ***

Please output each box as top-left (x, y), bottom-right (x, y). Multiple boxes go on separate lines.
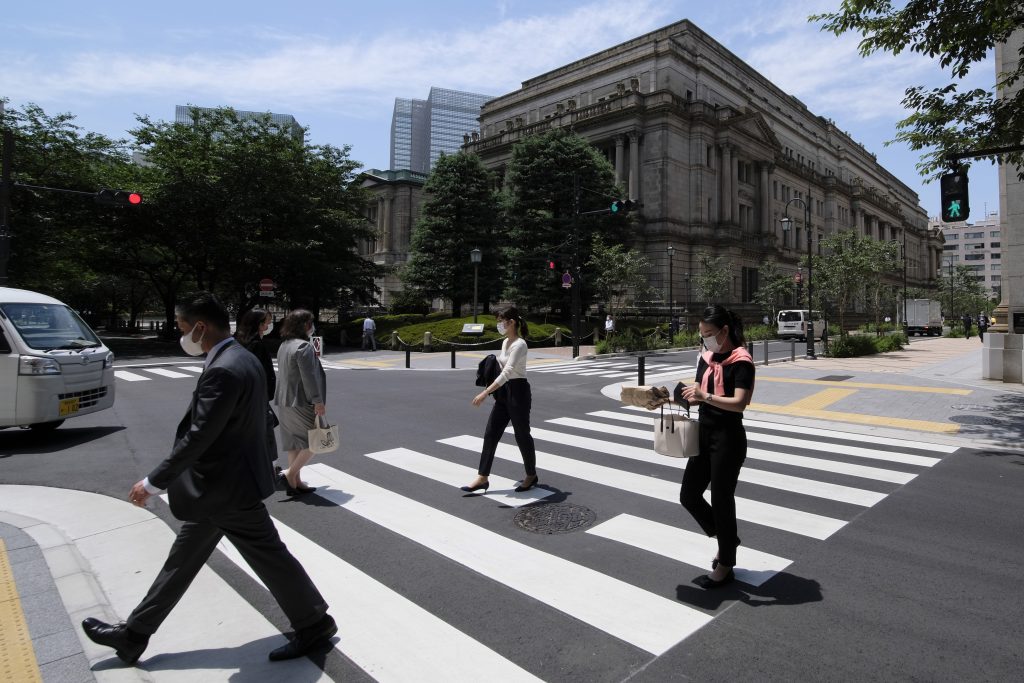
top-left (463, 20), bottom-right (946, 316)
top-left (934, 214), bottom-right (1002, 300)
top-left (174, 105), bottom-right (303, 139)
top-left (390, 88), bottom-right (493, 173)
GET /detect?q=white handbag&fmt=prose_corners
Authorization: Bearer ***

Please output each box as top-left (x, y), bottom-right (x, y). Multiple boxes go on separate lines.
top-left (653, 404), bottom-right (699, 458)
top-left (307, 415), bottom-right (340, 454)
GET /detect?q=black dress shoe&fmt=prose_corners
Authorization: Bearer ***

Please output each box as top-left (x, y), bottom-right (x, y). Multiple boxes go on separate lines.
top-left (268, 614), bottom-right (337, 661)
top-left (514, 475), bottom-right (539, 492)
top-left (695, 568), bottom-right (735, 589)
top-left (81, 617), bottom-right (149, 664)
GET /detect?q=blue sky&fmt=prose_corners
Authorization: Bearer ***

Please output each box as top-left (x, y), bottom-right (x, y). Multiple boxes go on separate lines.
top-left (1, 0), bottom-right (1002, 220)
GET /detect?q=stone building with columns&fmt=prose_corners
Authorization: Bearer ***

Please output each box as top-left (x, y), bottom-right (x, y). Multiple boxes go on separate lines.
top-left (463, 19), bottom-right (945, 319)
top-left (357, 168), bottom-right (428, 309)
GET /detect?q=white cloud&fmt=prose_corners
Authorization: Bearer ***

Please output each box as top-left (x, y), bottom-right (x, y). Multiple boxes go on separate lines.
top-left (3, 0), bottom-right (674, 118)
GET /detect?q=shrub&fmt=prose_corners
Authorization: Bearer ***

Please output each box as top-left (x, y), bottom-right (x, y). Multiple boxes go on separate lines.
top-left (388, 289), bottom-right (430, 315)
top-left (826, 335), bottom-right (877, 357)
top-left (873, 333), bottom-right (906, 353)
top-left (672, 330), bottom-right (701, 348)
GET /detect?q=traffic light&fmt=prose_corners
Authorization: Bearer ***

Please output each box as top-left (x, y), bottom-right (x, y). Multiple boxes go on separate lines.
top-left (95, 189), bottom-right (143, 207)
top-left (940, 171), bottom-right (969, 223)
top-left (548, 258), bottom-right (556, 270)
top-left (610, 199), bottom-right (635, 214)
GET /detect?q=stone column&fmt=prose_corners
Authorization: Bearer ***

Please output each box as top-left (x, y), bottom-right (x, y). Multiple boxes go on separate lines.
top-left (382, 194), bottom-right (393, 252)
top-left (615, 136), bottom-right (625, 187)
top-left (628, 132), bottom-right (640, 201)
top-left (757, 161), bottom-right (772, 235)
top-left (731, 154), bottom-right (740, 227)
top-left (720, 144), bottom-right (733, 223)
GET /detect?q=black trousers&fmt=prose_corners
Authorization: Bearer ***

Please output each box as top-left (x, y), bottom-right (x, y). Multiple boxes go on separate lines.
top-left (478, 379), bottom-right (536, 477)
top-left (679, 420), bottom-right (746, 567)
top-left (126, 501), bottom-right (328, 636)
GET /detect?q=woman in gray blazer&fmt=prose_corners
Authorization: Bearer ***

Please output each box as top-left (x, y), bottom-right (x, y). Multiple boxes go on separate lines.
top-left (274, 309), bottom-right (327, 495)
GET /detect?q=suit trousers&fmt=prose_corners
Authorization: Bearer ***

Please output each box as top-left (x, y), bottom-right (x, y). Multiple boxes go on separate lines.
top-left (679, 420), bottom-right (746, 567)
top-left (477, 379), bottom-right (536, 477)
top-left (126, 502), bottom-right (328, 636)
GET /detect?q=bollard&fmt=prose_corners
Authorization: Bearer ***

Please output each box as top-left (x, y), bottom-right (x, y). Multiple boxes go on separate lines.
top-left (405, 346), bottom-right (411, 369)
top-left (638, 355), bottom-right (645, 386)
top-left (391, 330), bottom-right (398, 350)
top-left (554, 328), bottom-right (562, 346)
top-left (763, 339), bottom-right (769, 366)
top-left (790, 339), bottom-right (796, 362)
top-left (451, 347), bottom-right (456, 369)
top-left (424, 331), bottom-right (432, 352)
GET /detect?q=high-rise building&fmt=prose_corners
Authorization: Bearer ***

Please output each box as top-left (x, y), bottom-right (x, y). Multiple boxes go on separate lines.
top-left (933, 213), bottom-right (1002, 300)
top-left (174, 105), bottom-right (303, 139)
top-left (389, 88), bottom-right (493, 173)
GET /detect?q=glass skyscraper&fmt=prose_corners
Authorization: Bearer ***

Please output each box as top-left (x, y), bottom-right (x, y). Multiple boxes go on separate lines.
top-left (174, 105), bottom-right (304, 139)
top-left (389, 87), bottom-right (493, 173)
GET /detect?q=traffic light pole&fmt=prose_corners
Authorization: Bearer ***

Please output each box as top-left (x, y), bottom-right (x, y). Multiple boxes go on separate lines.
top-left (572, 174), bottom-right (581, 359)
top-left (0, 130), bottom-right (12, 286)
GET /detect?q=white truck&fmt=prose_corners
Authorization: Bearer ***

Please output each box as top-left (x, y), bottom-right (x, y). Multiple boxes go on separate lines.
top-left (903, 299), bottom-right (943, 336)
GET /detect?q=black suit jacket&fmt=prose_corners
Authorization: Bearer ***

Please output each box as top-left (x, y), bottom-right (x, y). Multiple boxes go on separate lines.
top-left (148, 340), bottom-right (276, 521)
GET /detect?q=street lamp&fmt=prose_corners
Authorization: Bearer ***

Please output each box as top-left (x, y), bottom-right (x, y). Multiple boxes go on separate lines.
top-left (780, 195), bottom-right (816, 359)
top-left (667, 246), bottom-right (675, 336)
top-left (944, 256), bottom-right (955, 327)
top-left (470, 248), bottom-right (482, 323)
top-left (894, 234), bottom-right (909, 343)
top-left (683, 272), bottom-right (690, 330)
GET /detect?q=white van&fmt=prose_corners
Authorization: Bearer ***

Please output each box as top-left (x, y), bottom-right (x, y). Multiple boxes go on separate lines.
top-left (0, 287), bottom-right (116, 431)
top-left (776, 309), bottom-right (825, 341)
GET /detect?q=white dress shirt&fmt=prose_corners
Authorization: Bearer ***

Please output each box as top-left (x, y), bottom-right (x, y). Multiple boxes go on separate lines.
top-left (493, 337), bottom-right (528, 387)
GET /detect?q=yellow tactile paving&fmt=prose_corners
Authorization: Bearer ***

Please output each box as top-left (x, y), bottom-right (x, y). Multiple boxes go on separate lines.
top-left (0, 539), bottom-right (43, 683)
top-left (757, 377), bottom-right (972, 395)
top-left (343, 358), bottom-right (401, 368)
top-left (786, 388), bottom-right (858, 410)
top-left (748, 402), bottom-right (960, 433)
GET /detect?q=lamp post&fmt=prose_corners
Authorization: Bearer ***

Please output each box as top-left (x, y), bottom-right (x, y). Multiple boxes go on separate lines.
top-left (667, 246), bottom-right (675, 336)
top-left (897, 233), bottom-right (909, 343)
top-left (945, 256), bottom-right (954, 327)
top-left (683, 272), bottom-right (690, 331)
top-left (780, 195), bottom-right (816, 359)
top-left (470, 248), bottom-right (482, 323)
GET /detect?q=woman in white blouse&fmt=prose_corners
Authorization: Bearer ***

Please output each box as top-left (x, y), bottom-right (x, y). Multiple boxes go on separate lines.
top-left (462, 307), bottom-right (539, 493)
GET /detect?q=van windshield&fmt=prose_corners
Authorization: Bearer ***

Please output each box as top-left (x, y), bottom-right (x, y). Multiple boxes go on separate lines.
top-left (779, 311), bottom-right (804, 322)
top-left (0, 303), bottom-right (101, 352)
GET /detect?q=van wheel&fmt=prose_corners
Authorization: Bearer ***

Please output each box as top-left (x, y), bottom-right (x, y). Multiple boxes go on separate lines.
top-left (29, 420), bottom-right (64, 432)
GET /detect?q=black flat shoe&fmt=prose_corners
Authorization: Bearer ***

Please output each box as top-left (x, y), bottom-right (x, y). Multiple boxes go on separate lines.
top-left (460, 482), bottom-right (489, 493)
top-left (268, 614), bottom-right (337, 661)
top-left (81, 617), bottom-right (149, 664)
top-left (514, 475), bottom-right (539, 492)
top-left (695, 568), bottom-right (735, 590)
top-left (287, 484), bottom-right (316, 496)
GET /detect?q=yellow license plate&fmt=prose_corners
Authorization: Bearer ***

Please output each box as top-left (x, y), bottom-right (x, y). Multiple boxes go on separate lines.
top-left (59, 397), bottom-right (80, 416)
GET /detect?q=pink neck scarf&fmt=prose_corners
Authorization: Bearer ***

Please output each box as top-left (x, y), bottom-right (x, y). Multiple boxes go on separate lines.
top-left (700, 346), bottom-right (754, 404)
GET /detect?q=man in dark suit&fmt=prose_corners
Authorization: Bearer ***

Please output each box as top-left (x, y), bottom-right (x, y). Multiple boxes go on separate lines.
top-left (81, 292), bottom-right (336, 665)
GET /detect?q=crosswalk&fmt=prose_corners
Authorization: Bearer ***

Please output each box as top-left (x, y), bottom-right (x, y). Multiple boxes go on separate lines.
top-left (209, 404), bottom-right (952, 680)
top-left (530, 358), bottom-right (695, 380)
top-left (113, 361), bottom-right (350, 382)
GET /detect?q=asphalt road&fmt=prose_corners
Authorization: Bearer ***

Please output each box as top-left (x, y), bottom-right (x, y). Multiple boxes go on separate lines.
top-left (1, 354), bottom-right (1021, 681)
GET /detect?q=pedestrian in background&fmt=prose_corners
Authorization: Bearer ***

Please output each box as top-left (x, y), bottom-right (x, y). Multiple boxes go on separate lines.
top-left (81, 292), bottom-right (335, 665)
top-left (680, 305), bottom-right (755, 589)
top-left (362, 314), bottom-right (377, 351)
top-left (605, 315), bottom-right (615, 338)
top-left (978, 314), bottom-right (989, 342)
top-left (235, 308), bottom-right (279, 466)
top-left (462, 306), bottom-right (539, 494)
top-left (962, 313), bottom-right (973, 339)
top-left (275, 309), bottom-right (327, 496)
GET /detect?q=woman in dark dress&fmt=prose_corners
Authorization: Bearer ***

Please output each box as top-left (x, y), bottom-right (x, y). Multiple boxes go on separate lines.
top-left (235, 308), bottom-right (278, 467)
top-left (680, 305), bottom-right (755, 589)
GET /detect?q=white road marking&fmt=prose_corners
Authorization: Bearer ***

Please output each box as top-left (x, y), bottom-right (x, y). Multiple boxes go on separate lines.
top-left (113, 370), bottom-right (150, 382)
top-left (143, 368), bottom-right (193, 379)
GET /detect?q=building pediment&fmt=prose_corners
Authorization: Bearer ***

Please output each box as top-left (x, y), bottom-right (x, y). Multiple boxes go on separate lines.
top-left (720, 111), bottom-right (781, 154)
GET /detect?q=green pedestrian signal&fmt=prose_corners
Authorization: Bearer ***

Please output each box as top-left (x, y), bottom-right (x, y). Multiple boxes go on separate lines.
top-left (610, 199), bottom-right (635, 214)
top-left (939, 171), bottom-right (969, 223)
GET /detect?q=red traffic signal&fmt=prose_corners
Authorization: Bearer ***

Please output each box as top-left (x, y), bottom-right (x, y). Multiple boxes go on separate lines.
top-left (95, 189), bottom-right (143, 207)
top-left (548, 259), bottom-right (557, 270)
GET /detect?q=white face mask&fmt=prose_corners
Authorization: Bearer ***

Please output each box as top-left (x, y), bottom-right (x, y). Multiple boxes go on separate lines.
top-left (262, 321), bottom-right (273, 337)
top-left (702, 329), bottom-right (723, 354)
top-left (497, 321), bottom-right (508, 335)
top-left (180, 324), bottom-right (206, 356)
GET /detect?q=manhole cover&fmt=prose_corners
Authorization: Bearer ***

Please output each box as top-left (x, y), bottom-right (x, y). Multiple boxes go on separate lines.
top-left (817, 375), bottom-right (853, 382)
top-left (513, 503), bottom-right (597, 535)
top-left (950, 414), bottom-right (1004, 426)
top-left (950, 404), bottom-right (995, 411)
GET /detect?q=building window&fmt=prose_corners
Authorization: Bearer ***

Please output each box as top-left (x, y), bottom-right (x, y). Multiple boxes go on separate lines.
top-left (943, 245), bottom-right (957, 251)
top-left (964, 254), bottom-right (985, 261)
top-left (992, 252), bottom-right (1001, 259)
top-left (946, 233), bottom-right (958, 240)
top-left (965, 231), bottom-right (983, 238)
top-left (773, 181), bottom-right (779, 200)
top-left (741, 267), bottom-right (759, 302)
top-left (990, 242), bottom-right (1000, 248)
top-left (990, 230), bottom-right (1000, 237)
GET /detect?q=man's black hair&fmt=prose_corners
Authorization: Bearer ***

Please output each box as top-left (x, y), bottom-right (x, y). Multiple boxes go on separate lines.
top-left (176, 292), bottom-right (230, 331)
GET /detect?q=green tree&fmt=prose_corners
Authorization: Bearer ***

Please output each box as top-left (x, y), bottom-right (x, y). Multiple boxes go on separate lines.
top-left (129, 107), bottom-right (377, 321)
top-left (693, 252), bottom-right (731, 307)
top-left (863, 239), bottom-right (901, 332)
top-left (813, 230), bottom-right (877, 336)
top-left (936, 263), bottom-right (993, 318)
top-left (403, 152), bottom-right (499, 317)
top-left (812, 1), bottom-right (1024, 178)
top-left (752, 259), bottom-right (792, 323)
top-left (501, 130), bottom-right (626, 312)
top-left (586, 235), bottom-right (654, 316)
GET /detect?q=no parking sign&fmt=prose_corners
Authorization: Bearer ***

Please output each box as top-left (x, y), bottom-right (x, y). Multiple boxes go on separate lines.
top-left (311, 335), bottom-right (323, 358)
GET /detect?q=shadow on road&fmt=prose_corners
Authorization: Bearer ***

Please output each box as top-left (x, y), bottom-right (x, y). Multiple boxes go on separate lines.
top-left (676, 571), bottom-right (823, 610)
top-left (950, 392), bottom-right (1024, 451)
top-left (0, 425), bottom-right (125, 457)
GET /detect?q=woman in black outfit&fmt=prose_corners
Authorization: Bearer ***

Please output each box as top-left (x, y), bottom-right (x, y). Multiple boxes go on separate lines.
top-left (235, 308), bottom-right (278, 466)
top-left (680, 305), bottom-right (755, 588)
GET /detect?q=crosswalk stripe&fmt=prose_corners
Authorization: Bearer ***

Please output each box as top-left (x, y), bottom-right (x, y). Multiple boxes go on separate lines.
top-left (363, 447), bottom-right (555, 507)
top-left (537, 419), bottom-right (883, 506)
top-left (180, 366), bottom-right (204, 373)
top-left (587, 514), bottom-right (792, 587)
top-left (217, 518), bottom-right (541, 681)
top-left (302, 463), bottom-right (713, 655)
top-left (113, 370), bottom-right (150, 382)
top-left (143, 368), bottom-right (193, 379)
top-left (586, 411), bottom-right (915, 483)
top-left (484, 432), bottom-right (845, 539)
top-left (618, 406), bottom-right (942, 466)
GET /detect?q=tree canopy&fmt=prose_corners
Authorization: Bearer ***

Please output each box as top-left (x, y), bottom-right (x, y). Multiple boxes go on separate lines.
top-left (812, 1), bottom-right (1024, 178)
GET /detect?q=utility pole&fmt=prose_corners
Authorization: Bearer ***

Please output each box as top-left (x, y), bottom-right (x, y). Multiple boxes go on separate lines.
top-left (0, 129), bottom-right (13, 286)
top-left (571, 174), bottom-right (581, 358)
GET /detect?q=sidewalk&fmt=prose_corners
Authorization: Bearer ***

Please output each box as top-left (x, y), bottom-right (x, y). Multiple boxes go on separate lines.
top-left (0, 487), bottom-right (330, 683)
